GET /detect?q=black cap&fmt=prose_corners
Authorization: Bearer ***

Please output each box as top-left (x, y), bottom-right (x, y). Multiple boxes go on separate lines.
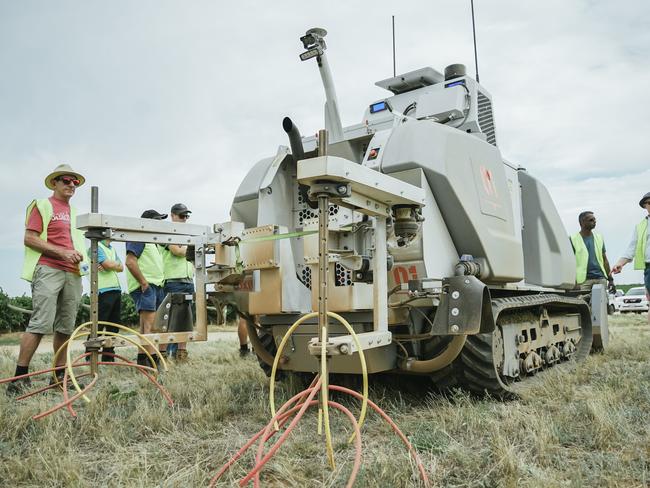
top-left (639, 192), bottom-right (650, 208)
top-left (170, 203), bottom-right (192, 216)
top-left (141, 209), bottom-right (168, 220)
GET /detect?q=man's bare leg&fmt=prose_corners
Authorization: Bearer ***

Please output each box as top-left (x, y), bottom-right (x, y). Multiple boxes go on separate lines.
top-left (140, 311), bottom-right (156, 355)
top-left (16, 332), bottom-right (44, 367)
top-left (238, 317), bottom-right (250, 356)
top-left (53, 332), bottom-right (70, 368)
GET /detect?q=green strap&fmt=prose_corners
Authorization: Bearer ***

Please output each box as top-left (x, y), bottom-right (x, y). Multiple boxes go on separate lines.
top-left (232, 230), bottom-right (318, 273)
top-left (241, 230), bottom-right (318, 244)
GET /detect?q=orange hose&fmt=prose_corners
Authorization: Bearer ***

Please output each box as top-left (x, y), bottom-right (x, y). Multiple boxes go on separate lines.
top-left (208, 378), bottom-right (320, 487)
top-left (32, 372), bottom-right (98, 420)
top-left (209, 379), bottom-right (429, 488)
top-left (330, 384), bottom-right (429, 486)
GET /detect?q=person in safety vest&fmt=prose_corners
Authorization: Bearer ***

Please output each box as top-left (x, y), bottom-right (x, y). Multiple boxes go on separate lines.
top-left (570, 211), bottom-right (613, 288)
top-left (611, 191), bottom-right (650, 325)
top-left (7, 164), bottom-right (89, 396)
top-left (125, 209), bottom-right (167, 367)
top-left (160, 203), bottom-right (194, 362)
top-left (89, 238), bottom-right (123, 362)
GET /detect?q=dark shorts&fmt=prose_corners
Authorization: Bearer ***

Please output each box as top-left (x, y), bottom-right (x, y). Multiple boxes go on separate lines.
top-left (130, 284), bottom-right (164, 313)
top-left (164, 281), bottom-right (195, 295)
top-left (98, 290), bottom-right (121, 332)
top-left (644, 267), bottom-right (650, 295)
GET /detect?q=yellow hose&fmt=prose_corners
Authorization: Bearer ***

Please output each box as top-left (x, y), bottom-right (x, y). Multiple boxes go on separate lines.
top-left (53, 330), bottom-right (158, 375)
top-left (269, 311), bottom-right (369, 450)
top-left (61, 321), bottom-right (169, 402)
top-left (320, 321), bottom-right (334, 469)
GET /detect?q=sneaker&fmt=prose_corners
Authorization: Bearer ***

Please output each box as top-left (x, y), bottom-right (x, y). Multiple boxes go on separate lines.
top-left (239, 345), bottom-right (250, 358)
top-left (6, 377), bottom-right (32, 397)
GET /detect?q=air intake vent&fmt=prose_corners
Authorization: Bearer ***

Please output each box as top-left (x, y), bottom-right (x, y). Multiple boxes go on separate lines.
top-left (477, 92), bottom-right (497, 146)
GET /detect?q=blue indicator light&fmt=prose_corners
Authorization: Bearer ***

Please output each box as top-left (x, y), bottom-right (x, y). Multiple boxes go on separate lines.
top-left (445, 80), bottom-right (466, 88)
top-left (370, 101), bottom-right (388, 114)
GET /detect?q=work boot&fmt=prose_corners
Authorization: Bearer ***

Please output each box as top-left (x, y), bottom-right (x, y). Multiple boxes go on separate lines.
top-left (175, 349), bottom-right (188, 363)
top-left (6, 377), bottom-right (32, 397)
top-left (101, 347), bottom-right (116, 362)
top-left (136, 353), bottom-right (150, 367)
top-left (167, 343), bottom-right (179, 359)
top-left (48, 371), bottom-right (66, 391)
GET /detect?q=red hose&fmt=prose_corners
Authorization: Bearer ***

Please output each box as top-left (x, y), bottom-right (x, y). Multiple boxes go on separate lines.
top-left (208, 377), bottom-right (321, 487)
top-left (32, 372), bottom-right (99, 420)
top-left (209, 379), bottom-right (429, 488)
top-left (15, 372), bottom-right (93, 401)
top-left (2, 352), bottom-right (173, 420)
top-left (330, 384), bottom-right (429, 486)
top-left (245, 378), bottom-right (322, 486)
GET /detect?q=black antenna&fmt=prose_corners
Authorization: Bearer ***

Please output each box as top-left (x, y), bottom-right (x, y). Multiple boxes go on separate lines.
top-left (392, 15), bottom-right (396, 77)
top-left (470, 0), bottom-right (480, 82)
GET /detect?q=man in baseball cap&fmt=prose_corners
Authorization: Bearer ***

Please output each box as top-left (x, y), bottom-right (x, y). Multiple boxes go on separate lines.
top-left (160, 203), bottom-right (194, 361)
top-left (125, 209), bottom-right (167, 366)
top-left (612, 191), bottom-right (650, 325)
top-left (170, 203), bottom-right (191, 217)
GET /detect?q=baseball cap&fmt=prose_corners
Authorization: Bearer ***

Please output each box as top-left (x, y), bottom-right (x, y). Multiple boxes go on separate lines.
top-left (639, 192), bottom-right (650, 208)
top-left (141, 209), bottom-right (168, 220)
top-left (170, 203), bottom-right (192, 216)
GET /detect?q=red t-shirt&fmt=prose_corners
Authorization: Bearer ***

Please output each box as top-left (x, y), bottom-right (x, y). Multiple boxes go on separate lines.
top-left (26, 197), bottom-right (78, 273)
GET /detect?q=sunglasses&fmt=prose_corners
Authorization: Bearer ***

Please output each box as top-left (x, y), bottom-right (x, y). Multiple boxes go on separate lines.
top-left (57, 177), bottom-right (80, 186)
top-left (179, 214), bottom-right (190, 220)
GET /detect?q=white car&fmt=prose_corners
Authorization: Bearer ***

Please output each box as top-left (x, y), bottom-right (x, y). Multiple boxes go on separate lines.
top-left (617, 287), bottom-right (649, 313)
top-left (608, 290), bottom-right (623, 314)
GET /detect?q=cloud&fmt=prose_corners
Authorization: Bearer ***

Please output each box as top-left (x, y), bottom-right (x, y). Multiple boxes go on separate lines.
top-left (0, 0), bottom-right (648, 296)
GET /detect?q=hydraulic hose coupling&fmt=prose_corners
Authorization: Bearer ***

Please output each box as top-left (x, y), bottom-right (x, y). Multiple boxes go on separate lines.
top-left (392, 205), bottom-right (422, 240)
top-left (455, 254), bottom-right (481, 277)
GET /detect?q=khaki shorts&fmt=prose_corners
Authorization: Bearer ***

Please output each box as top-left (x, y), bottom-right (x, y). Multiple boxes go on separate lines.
top-left (27, 264), bottom-right (82, 335)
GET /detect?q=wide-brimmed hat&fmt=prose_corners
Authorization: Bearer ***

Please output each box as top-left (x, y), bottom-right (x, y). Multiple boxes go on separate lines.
top-left (639, 192), bottom-right (650, 208)
top-left (45, 163), bottom-right (85, 190)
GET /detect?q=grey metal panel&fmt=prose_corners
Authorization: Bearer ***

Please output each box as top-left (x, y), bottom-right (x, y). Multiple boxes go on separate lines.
top-left (77, 214), bottom-right (209, 236)
top-left (381, 120), bottom-right (524, 283)
top-left (590, 283), bottom-right (609, 349)
top-left (518, 171), bottom-right (576, 288)
top-left (232, 156), bottom-right (275, 204)
top-left (375, 67), bottom-right (444, 94)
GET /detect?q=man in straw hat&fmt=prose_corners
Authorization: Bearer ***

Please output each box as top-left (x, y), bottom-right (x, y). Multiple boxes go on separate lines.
top-left (7, 164), bottom-right (89, 395)
top-left (611, 191), bottom-right (650, 325)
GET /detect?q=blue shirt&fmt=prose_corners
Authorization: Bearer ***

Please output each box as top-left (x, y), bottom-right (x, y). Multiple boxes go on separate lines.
top-left (90, 241), bottom-right (122, 294)
top-left (126, 242), bottom-right (145, 258)
top-left (582, 235), bottom-right (606, 279)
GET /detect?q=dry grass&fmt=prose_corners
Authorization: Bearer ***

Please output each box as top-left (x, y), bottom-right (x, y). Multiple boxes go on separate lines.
top-left (1, 314), bottom-right (649, 487)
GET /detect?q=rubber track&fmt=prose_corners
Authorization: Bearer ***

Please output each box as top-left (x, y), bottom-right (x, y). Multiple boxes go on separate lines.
top-left (432, 294), bottom-right (593, 398)
top-left (255, 328), bottom-right (280, 378)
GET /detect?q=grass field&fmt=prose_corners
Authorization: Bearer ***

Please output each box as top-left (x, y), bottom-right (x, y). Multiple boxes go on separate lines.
top-left (1, 314), bottom-right (649, 487)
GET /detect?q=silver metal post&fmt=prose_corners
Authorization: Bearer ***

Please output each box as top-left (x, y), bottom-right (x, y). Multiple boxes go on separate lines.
top-left (373, 217), bottom-right (388, 332)
top-left (194, 239), bottom-right (208, 341)
top-left (89, 186), bottom-right (99, 374)
top-left (317, 53), bottom-right (344, 143)
top-left (317, 129), bottom-right (329, 345)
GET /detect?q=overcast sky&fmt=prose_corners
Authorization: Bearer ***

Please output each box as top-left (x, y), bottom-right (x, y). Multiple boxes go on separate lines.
top-left (1, 0), bottom-right (649, 296)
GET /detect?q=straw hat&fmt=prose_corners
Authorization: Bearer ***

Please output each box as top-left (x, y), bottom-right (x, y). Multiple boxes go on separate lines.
top-left (44, 163), bottom-right (86, 190)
